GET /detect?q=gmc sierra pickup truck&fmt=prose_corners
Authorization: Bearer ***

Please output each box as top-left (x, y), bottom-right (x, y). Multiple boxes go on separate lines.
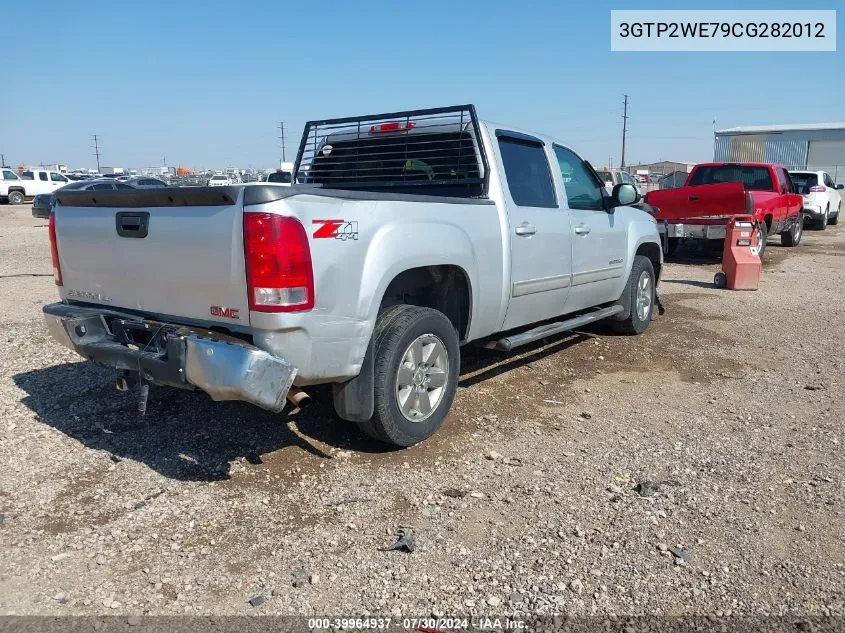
top-left (645, 162), bottom-right (803, 257)
top-left (43, 105), bottom-right (663, 447)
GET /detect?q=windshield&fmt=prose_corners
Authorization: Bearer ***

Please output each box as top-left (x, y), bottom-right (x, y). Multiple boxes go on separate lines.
top-left (687, 165), bottom-right (773, 191)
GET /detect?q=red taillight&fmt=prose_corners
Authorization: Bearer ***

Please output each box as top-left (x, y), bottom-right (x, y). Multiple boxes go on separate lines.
top-left (809, 185), bottom-right (825, 192)
top-left (243, 213), bottom-right (314, 312)
top-left (369, 121), bottom-right (416, 134)
top-left (49, 212), bottom-right (62, 286)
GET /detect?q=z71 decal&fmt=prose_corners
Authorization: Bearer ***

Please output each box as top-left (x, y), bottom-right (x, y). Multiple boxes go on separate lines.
top-left (312, 219), bottom-right (358, 241)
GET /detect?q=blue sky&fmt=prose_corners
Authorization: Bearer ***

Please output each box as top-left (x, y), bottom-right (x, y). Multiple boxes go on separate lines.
top-left (2, 0), bottom-right (842, 171)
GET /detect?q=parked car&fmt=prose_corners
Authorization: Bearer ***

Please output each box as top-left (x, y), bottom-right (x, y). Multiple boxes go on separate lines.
top-left (634, 174), bottom-right (648, 183)
top-left (265, 162), bottom-right (295, 185)
top-left (125, 177), bottom-right (168, 189)
top-left (788, 170), bottom-right (843, 229)
top-left (646, 162), bottom-right (804, 256)
top-left (596, 169), bottom-right (643, 198)
top-left (1, 169), bottom-right (71, 204)
top-left (207, 174), bottom-right (231, 186)
top-left (31, 179), bottom-right (135, 219)
top-left (43, 104), bottom-right (663, 448)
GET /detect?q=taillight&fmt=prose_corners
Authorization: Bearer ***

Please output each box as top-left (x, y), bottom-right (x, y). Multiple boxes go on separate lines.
top-left (809, 185), bottom-right (825, 192)
top-left (243, 213), bottom-right (314, 312)
top-left (49, 212), bottom-right (62, 286)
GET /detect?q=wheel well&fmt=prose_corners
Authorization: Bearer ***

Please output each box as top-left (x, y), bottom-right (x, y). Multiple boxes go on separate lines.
top-left (7, 186), bottom-right (25, 194)
top-left (379, 265), bottom-right (471, 340)
top-left (764, 215), bottom-right (773, 231)
top-left (636, 242), bottom-right (662, 281)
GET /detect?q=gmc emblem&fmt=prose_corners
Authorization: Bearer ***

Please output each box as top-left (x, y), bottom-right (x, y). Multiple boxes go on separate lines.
top-left (210, 306), bottom-right (240, 319)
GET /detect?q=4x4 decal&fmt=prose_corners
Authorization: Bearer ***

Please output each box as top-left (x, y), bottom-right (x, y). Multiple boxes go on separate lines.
top-left (312, 219), bottom-right (358, 241)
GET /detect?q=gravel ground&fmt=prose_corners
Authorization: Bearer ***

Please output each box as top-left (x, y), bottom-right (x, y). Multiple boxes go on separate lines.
top-left (0, 203), bottom-right (843, 620)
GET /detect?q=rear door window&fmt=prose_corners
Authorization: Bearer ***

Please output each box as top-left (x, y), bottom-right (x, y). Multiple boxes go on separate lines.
top-left (50, 172), bottom-right (68, 183)
top-left (39, 172), bottom-right (49, 181)
top-left (497, 135), bottom-right (557, 208)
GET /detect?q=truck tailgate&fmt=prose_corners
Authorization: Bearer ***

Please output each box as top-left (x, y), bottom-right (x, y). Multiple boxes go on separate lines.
top-left (52, 188), bottom-right (250, 326)
top-left (646, 182), bottom-right (746, 221)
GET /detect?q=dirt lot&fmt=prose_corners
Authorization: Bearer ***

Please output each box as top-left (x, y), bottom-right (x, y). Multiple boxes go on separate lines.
top-left (0, 203), bottom-right (843, 620)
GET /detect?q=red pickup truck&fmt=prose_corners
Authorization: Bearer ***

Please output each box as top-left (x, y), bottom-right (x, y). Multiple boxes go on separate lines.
top-left (645, 162), bottom-right (804, 256)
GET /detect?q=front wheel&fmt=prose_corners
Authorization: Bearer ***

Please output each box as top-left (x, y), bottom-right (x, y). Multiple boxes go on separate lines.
top-left (358, 305), bottom-right (460, 447)
top-left (7, 191), bottom-right (24, 205)
top-left (611, 255), bottom-right (655, 335)
top-left (781, 216), bottom-right (802, 247)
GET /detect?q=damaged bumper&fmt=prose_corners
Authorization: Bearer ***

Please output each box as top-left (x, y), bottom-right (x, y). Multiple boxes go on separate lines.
top-left (43, 303), bottom-right (297, 412)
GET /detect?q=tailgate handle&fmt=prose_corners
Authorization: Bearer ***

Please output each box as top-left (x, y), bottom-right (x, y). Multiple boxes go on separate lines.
top-left (116, 212), bottom-right (149, 238)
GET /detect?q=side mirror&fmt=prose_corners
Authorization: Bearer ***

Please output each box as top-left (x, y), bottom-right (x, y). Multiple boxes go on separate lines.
top-left (611, 183), bottom-right (640, 207)
top-left (836, 184), bottom-right (844, 190)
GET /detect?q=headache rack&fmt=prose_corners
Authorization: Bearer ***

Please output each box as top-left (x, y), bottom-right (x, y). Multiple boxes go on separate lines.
top-left (294, 104), bottom-right (489, 197)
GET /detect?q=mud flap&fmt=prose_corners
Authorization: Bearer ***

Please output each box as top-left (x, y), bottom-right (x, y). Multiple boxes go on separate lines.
top-left (332, 338), bottom-right (374, 422)
top-left (654, 292), bottom-right (666, 317)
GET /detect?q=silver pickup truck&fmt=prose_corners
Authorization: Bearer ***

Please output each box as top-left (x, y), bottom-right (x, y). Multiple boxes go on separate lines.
top-left (43, 105), bottom-right (663, 447)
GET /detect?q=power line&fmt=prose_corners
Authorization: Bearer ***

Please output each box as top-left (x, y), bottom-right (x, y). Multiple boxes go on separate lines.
top-left (91, 134), bottom-right (101, 172)
top-left (620, 94), bottom-right (629, 169)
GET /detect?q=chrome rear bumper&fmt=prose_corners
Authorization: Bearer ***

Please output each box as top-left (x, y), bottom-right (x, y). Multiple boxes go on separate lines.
top-left (43, 303), bottom-right (296, 412)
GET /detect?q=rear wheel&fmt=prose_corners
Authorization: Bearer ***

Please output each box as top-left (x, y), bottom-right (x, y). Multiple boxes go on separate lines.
top-left (7, 190), bottom-right (24, 205)
top-left (358, 305), bottom-right (460, 447)
top-left (829, 203), bottom-right (840, 225)
top-left (814, 205), bottom-right (829, 230)
top-left (611, 255), bottom-right (655, 335)
top-left (781, 216), bottom-right (802, 247)
top-left (754, 221), bottom-right (768, 257)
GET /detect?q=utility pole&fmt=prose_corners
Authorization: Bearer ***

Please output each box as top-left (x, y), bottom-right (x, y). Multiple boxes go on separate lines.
top-left (0, 153), bottom-right (5, 168)
top-left (278, 121), bottom-right (287, 167)
top-left (91, 134), bottom-right (101, 172)
top-left (620, 94), bottom-right (629, 169)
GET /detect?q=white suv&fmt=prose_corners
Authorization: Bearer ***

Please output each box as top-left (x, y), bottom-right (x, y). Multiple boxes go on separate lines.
top-left (207, 174), bottom-right (231, 186)
top-left (789, 170), bottom-right (843, 230)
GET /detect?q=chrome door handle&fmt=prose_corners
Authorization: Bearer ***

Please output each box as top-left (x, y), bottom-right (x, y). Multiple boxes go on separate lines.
top-left (574, 225), bottom-right (591, 235)
top-left (515, 223), bottom-right (536, 236)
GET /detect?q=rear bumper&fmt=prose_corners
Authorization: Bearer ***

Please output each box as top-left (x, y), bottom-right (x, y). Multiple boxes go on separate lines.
top-left (42, 303), bottom-right (297, 412)
top-left (659, 222), bottom-right (726, 240)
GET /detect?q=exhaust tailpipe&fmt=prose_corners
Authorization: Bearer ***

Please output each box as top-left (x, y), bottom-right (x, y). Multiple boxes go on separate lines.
top-left (286, 386), bottom-right (312, 410)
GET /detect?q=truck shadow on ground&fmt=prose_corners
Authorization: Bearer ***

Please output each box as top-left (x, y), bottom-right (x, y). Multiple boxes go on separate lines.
top-left (13, 332), bottom-right (593, 482)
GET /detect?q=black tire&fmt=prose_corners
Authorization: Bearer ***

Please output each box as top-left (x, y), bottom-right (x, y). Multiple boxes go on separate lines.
top-left (829, 205), bottom-right (839, 226)
top-left (357, 305), bottom-right (460, 447)
top-left (666, 237), bottom-right (681, 257)
top-left (755, 221), bottom-right (768, 257)
top-left (814, 206), bottom-right (829, 230)
top-left (714, 272), bottom-right (727, 288)
top-left (611, 255), bottom-right (655, 335)
top-left (781, 216), bottom-right (802, 247)
top-left (7, 190), bottom-right (24, 205)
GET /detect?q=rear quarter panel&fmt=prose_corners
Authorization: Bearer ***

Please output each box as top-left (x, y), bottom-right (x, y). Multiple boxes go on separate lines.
top-left (246, 192), bottom-right (504, 383)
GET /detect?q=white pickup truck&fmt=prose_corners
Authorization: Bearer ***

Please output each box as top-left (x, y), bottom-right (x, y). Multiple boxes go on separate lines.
top-left (1, 169), bottom-right (71, 204)
top-left (43, 105), bottom-right (663, 447)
